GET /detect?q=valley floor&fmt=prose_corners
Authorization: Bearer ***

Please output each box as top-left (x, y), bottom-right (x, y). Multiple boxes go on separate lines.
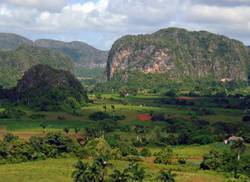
top-left (0, 94), bottom-right (249, 181)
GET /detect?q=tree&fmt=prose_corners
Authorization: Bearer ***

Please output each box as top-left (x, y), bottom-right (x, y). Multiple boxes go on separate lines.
top-left (127, 162), bottom-right (145, 182)
top-left (154, 146), bottom-right (173, 164)
top-left (74, 128), bottom-right (80, 134)
top-left (63, 127), bottom-right (70, 134)
top-left (111, 105), bottom-right (115, 120)
top-left (72, 161), bottom-right (88, 182)
top-left (40, 122), bottom-right (47, 133)
top-left (230, 140), bottom-right (246, 161)
top-left (103, 105), bottom-right (107, 112)
top-left (72, 157), bottom-right (111, 182)
top-left (3, 133), bottom-right (19, 143)
top-left (109, 169), bottom-right (130, 182)
top-left (158, 170), bottom-right (176, 182)
top-left (93, 156), bottom-right (111, 181)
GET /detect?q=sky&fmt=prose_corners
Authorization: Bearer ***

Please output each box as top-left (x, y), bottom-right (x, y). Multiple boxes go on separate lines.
top-left (0, 0), bottom-right (249, 50)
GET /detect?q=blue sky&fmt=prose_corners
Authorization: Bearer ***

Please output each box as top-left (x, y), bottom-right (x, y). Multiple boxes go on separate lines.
top-left (0, 0), bottom-right (249, 50)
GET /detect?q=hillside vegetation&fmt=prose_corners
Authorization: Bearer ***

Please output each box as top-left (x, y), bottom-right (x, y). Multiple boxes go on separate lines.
top-left (0, 45), bottom-right (73, 88)
top-left (0, 33), bottom-right (32, 50)
top-left (34, 39), bottom-right (108, 67)
top-left (107, 27), bottom-right (250, 81)
top-left (10, 65), bottom-right (88, 112)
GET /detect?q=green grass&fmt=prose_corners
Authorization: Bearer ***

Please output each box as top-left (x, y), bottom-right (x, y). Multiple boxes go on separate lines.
top-left (0, 157), bottom-right (226, 182)
top-left (0, 94), bottom-right (246, 132)
top-left (0, 94), bottom-right (248, 181)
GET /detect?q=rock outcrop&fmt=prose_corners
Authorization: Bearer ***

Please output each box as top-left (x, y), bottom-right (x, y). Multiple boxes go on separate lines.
top-left (107, 28), bottom-right (250, 81)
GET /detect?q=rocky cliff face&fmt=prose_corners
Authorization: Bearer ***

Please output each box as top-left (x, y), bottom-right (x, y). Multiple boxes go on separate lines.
top-left (107, 28), bottom-right (250, 81)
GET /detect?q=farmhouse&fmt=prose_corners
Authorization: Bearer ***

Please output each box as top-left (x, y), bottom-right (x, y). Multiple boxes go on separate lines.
top-left (224, 136), bottom-right (244, 144)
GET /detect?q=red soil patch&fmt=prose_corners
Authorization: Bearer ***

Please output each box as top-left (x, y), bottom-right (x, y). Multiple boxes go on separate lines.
top-left (138, 114), bottom-right (152, 121)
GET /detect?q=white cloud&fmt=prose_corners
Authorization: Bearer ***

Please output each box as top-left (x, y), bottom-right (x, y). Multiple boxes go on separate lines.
top-left (1, 0), bottom-right (67, 12)
top-left (0, 0), bottom-right (249, 49)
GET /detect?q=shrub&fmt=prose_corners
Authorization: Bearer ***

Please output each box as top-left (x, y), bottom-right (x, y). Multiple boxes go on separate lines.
top-left (140, 148), bottom-right (152, 157)
top-left (154, 146), bottom-right (173, 164)
top-left (29, 113), bottom-right (46, 119)
top-left (0, 108), bottom-right (26, 119)
top-left (120, 145), bottom-right (138, 156)
top-left (178, 158), bottom-right (186, 165)
top-left (151, 113), bottom-right (166, 121)
top-left (3, 133), bottom-right (19, 143)
top-left (84, 137), bottom-right (112, 158)
top-left (165, 90), bottom-right (177, 97)
top-left (132, 137), bottom-right (149, 147)
top-left (89, 111), bottom-right (111, 121)
top-left (200, 150), bottom-right (222, 170)
top-left (242, 115), bottom-right (250, 122)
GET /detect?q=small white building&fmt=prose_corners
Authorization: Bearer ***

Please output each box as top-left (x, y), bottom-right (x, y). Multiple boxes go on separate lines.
top-left (224, 136), bottom-right (244, 144)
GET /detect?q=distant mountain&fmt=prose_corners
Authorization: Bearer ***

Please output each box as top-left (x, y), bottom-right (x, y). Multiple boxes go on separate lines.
top-left (0, 33), bottom-right (108, 68)
top-left (107, 27), bottom-right (250, 81)
top-left (0, 45), bottom-right (73, 88)
top-left (34, 39), bottom-right (108, 68)
top-left (0, 33), bottom-right (109, 88)
top-left (0, 33), bottom-right (32, 50)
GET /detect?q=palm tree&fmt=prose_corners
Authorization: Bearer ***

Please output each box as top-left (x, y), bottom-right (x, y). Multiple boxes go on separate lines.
top-left (109, 169), bottom-right (130, 182)
top-left (40, 122), bottom-right (47, 133)
top-left (72, 161), bottom-right (88, 182)
top-left (230, 140), bottom-right (246, 161)
top-left (111, 105), bottom-right (115, 120)
top-left (158, 170), bottom-right (176, 182)
top-left (127, 162), bottom-right (145, 182)
top-left (74, 128), bottom-right (80, 134)
top-left (88, 164), bottom-right (104, 182)
top-left (93, 156), bottom-right (112, 181)
top-left (103, 105), bottom-right (107, 112)
top-left (63, 127), bottom-right (70, 134)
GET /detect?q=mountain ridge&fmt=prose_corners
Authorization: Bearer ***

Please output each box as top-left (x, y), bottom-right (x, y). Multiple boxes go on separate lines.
top-left (0, 32), bottom-right (108, 68)
top-left (107, 27), bottom-right (250, 81)
top-left (0, 33), bottom-right (32, 50)
top-left (0, 45), bottom-right (73, 88)
top-left (34, 39), bottom-right (108, 68)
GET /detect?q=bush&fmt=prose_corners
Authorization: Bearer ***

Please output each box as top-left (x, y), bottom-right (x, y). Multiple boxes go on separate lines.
top-left (84, 138), bottom-right (112, 158)
top-left (151, 113), bottom-right (166, 121)
top-left (0, 132), bottom-right (83, 164)
top-left (154, 146), bottom-right (173, 164)
top-left (132, 137), bottom-right (149, 147)
top-left (178, 158), bottom-right (186, 165)
top-left (242, 115), bottom-right (250, 122)
top-left (120, 145), bottom-right (138, 156)
top-left (200, 150), bottom-right (222, 170)
top-left (165, 90), bottom-right (177, 97)
top-left (0, 108), bottom-right (26, 119)
top-left (29, 113), bottom-right (46, 119)
top-left (140, 148), bottom-right (152, 157)
top-left (89, 111), bottom-right (111, 121)
top-left (3, 133), bottom-right (19, 143)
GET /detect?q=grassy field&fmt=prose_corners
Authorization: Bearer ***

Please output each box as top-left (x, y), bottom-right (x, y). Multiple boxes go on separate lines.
top-left (0, 94), bottom-right (248, 181)
top-left (0, 157), bottom-right (226, 182)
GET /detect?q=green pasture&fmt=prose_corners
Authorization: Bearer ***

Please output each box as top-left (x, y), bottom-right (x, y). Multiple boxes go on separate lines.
top-left (0, 156), bottom-right (226, 182)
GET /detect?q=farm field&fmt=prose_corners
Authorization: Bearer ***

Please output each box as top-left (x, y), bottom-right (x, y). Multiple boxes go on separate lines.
top-left (0, 94), bottom-right (249, 182)
top-left (0, 158), bottom-right (226, 182)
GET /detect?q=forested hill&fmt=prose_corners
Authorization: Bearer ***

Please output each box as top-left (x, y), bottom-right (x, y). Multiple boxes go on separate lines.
top-left (107, 27), bottom-right (250, 82)
top-left (34, 39), bottom-right (108, 68)
top-left (0, 33), bottom-right (32, 50)
top-left (0, 45), bottom-right (73, 88)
